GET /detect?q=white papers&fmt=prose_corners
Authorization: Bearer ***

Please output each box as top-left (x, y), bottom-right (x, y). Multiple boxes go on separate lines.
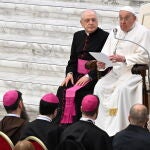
top-left (89, 52), bottom-right (114, 68)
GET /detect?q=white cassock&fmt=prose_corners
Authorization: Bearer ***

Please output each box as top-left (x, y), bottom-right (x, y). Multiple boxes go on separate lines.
top-left (94, 22), bottom-right (150, 136)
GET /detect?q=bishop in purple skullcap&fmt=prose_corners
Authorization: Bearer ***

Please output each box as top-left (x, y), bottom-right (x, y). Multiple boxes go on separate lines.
top-left (41, 93), bottom-right (59, 104)
top-left (3, 90), bottom-right (19, 106)
top-left (81, 94), bottom-right (99, 112)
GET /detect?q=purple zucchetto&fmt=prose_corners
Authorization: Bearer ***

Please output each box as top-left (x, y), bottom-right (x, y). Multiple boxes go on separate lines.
top-left (81, 94), bottom-right (99, 112)
top-left (41, 93), bottom-right (59, 104)
top-left (3, 90), bottom-right (19, 106)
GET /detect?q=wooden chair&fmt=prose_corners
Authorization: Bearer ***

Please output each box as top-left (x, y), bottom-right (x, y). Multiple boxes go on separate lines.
top-left (131, 64), bottom-right (149, 109)
top-left (0, 131), bottom-right (14, 150)
top-left (132, 3), bottom-right (150, 110)
top-left (25, 136), bottom-right (48, 150)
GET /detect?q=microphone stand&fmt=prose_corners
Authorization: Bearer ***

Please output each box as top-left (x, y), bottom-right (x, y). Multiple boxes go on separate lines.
top-left (113, 29), bottom-right (150, 91)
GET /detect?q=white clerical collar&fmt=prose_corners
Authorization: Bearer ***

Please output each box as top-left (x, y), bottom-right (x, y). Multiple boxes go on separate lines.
top-left (85, 32), bottom-right (89, 36)
top-left (6, 114), bottom-right (20, 118)
top-left (37, 115), bottom-right (52, 122)
top-left (80, 117), bottom-right (95, 124)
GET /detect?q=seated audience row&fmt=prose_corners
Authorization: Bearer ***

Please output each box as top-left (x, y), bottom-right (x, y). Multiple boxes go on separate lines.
top-left (1, 89), bottom-right (150, 150)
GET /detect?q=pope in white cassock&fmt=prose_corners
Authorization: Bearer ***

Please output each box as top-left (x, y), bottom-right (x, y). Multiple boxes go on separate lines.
top-left (94, 6), bottom-right (150, 136)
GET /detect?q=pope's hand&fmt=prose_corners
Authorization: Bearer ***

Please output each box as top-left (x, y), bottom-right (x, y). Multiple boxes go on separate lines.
top-left (109, 54), bottom-right (126, 63)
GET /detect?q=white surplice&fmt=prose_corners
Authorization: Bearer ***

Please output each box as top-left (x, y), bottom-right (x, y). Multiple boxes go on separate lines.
top-left (94, 22), bottom-right (150, 136)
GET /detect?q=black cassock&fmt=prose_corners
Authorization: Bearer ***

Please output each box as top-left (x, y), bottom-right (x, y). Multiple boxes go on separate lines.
top-left (55, 28), bottom-right (109, 124)
top-left (113, 124), bottom-right (150, 150)
top-left (59, 120), bottom-right (112, 150)
top-left (20, 119), bottom-right (64, 149)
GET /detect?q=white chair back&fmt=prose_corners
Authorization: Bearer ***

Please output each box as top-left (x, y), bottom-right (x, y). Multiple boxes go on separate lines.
top-left (138, 3), bottom-right (150, 28)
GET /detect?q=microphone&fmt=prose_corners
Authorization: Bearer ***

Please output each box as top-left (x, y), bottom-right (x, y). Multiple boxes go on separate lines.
top-left (113, 28), bottom-right (118, 38)
top-left (113, 28), bottom-right (150, 90)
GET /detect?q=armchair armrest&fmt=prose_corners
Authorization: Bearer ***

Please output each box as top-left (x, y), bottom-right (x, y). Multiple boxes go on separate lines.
top-left (131, 64), bottom-right (149, 110)
top-left (85, 60), bottom-right (112, 80)
top-left (131, 64), bottom-right (148, 76)
top-left (85, 60), bottom-right (97, 70)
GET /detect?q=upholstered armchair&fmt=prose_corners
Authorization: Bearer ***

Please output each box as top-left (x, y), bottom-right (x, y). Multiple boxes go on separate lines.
top-left (0, 131), bottom-right (14, 150)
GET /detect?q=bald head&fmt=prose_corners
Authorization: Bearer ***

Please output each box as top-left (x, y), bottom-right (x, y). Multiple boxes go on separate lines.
top-left (129, 104), bottom-right (149, 127)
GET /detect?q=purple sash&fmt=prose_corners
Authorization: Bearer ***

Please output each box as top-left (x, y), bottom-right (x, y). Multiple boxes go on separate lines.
top-left (60, 85), bottom-right (83, 124)
top-left (77, 59), bottom-right (90, 74)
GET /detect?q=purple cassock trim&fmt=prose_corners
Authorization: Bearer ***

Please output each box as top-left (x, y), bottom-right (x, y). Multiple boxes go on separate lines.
top-left (60, 58), bottom-right (90, 124)
top-left (60, 85), bottom-right (83, 124)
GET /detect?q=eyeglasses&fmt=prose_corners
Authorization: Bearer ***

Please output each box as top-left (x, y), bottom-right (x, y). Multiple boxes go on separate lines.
top-left (119, 15), bottom-right (133, 22)
top-left (82, 18), bottom-right (97, 23)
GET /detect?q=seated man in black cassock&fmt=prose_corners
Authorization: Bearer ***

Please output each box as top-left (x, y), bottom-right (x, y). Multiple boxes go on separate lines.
top-left (56, 9), bottom-right (109, 125)
top-left (58, 94), bottom-right (112, 150)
